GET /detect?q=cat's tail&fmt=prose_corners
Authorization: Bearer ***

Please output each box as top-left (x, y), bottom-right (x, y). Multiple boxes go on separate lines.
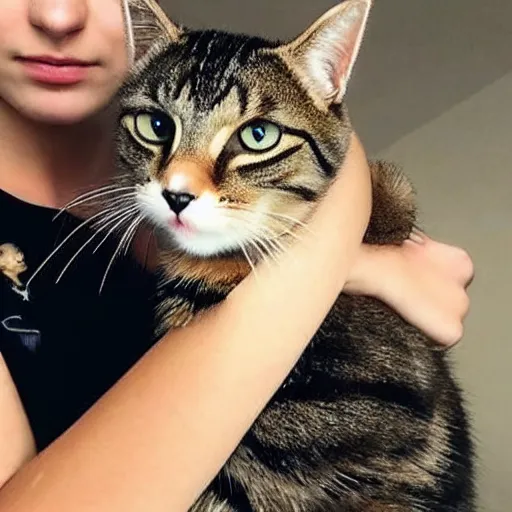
top-left (364, 159), bottom-right (418, 245)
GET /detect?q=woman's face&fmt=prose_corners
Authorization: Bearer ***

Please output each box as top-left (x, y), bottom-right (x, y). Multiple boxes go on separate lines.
top-left (0, 0), bottom-right (130, 124)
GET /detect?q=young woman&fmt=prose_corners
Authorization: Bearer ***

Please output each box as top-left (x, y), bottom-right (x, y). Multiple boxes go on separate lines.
top-left (0, 0), bottom-right (473, 510)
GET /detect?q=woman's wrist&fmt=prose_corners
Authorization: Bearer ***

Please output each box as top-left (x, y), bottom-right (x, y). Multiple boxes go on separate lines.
top-left (343, 244), bottom-right (399, 299)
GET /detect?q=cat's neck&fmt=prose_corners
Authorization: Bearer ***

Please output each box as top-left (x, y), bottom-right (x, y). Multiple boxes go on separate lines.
top-left (158, 230), bottom-right (300, 295)
top-left (159, 249), bottom-right (253, 292)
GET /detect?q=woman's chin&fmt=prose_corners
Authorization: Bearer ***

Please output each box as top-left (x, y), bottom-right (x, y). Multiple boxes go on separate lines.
top-left (27, 97), bottom-right (108, 125)
top-left (3, 85), bottom-right (116, 126)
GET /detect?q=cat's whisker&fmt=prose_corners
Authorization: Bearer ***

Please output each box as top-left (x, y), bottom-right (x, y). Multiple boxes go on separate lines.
top-left (56, 206), bottom-right (139, 284)
top-left (89, 202), bottom-right (135, 228)
top-left (238, 221), bottom-right (287, 260)
top-left (266, 220), bottom-right (304, 243)
top-left (121, 214), bottom-right (145, 256)
top-left (56, 186), bottom-right (138, 219)
top-left (222, 207), bottom-right (311, 260)
top-left (86, 198), bottom-right (139, 233)
top-left (250, 233), bottom-right (282, 266)
top-left (123, 225), bottom-right (140, 256)
top-left (225, 208), bottom-right (304, 244)
top-left (214, 211), bottom-right (280, 266)
top-left (259, 210), bottom-right (311, 233)
top-left (253, 234), bottom-right (281, 264)
top-left (69, 182), bottom-right (123, 199)
top-left (77, 173), bottom-right (131, 189)
top-left (93, 206), bottom-right (140, 255)
top-left (25, 206), bottom-right (124, 291)
top-left (227, 204), bottom-right (311, 233)
top-left (90, 192), bottom-right (138, 209)
top-left (246, 237), bottom-right (272, 267)
top-left (99, 214), bottom-right (144, 294)
top-left (141, 226), bottom-right (157, 264)
top-left (257, 226), bottom-right (289, 255)
top-left (53, 184), bottom-right (124, 218)
top-left (215, 211), bottom-right (286, 266)
top-left (237, 241), bottom-right (259, 277)
top-left (87, 208), bottom-right (139, 242)
top-left (106, 173), bottom-right (131, 182)
top-left (261, 224), bottom-right (303, 244)
top-left (66, 189), bottom-right (138, 214)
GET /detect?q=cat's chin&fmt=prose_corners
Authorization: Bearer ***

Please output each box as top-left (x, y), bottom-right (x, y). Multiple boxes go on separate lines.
top-left (169, 228), bottom-right (245, 259)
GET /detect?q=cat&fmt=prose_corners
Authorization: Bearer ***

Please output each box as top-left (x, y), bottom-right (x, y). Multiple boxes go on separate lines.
top-left (107, 0), bottom-right (476, 509)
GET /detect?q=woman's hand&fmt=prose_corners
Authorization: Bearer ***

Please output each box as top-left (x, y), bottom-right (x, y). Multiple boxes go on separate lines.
top-left (345, 230), bottom-right (474, 348)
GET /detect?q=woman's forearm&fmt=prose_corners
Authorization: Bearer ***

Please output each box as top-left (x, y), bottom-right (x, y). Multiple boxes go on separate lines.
top-left (0, 134), bottom-right (371, 512)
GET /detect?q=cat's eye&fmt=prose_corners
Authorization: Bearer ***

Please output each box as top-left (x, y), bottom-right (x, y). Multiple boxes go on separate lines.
top-left (239, 121), bottom-right (282, 152)
top-left (134, 112), bottom-right (176, 145)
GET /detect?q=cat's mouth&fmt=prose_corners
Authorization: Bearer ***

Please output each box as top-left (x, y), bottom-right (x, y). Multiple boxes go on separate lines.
top-left (136, 181), bottom-right (260, 258)
top-left (168, 216), bottom-right (196, 236)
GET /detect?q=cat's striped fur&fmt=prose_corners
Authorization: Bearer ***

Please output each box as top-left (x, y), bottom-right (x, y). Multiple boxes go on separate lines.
top-left (113, 1), bottom-right (475, 509)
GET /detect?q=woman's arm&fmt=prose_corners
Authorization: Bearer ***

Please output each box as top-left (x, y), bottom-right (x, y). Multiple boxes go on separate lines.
top-left (0, 357), bottom-right (36, 488)
top-left (0, 133), bottom-right (371, 511)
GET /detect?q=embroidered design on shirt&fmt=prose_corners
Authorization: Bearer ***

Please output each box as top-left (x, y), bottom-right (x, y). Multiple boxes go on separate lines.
top-left (0, 243), bottom-right (29, 301)
top-left (1, 315), bottom-right (41, 352)
top-left (0, 243), bottom-right (40, 350)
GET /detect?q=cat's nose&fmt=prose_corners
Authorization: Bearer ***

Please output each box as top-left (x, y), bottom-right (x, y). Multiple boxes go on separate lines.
top-left (162, 190), bottom-right (197, 215)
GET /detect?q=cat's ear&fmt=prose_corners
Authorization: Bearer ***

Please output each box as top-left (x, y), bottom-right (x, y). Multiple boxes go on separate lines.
top-left (278, 0), bottom-right (372, 105)
top-left (125, 0), bottom-right (182, 64)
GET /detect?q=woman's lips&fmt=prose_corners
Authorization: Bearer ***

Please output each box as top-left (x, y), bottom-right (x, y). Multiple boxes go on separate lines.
top-left (16, 56), bottom-right (97, 86)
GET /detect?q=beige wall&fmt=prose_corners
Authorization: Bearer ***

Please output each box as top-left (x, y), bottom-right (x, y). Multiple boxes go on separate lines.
top-left (158, 1), bottom-right (512, 509)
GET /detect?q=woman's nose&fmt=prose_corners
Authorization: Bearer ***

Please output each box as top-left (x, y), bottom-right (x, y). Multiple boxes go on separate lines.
top-left (29, 0), bottom-right (88, 41)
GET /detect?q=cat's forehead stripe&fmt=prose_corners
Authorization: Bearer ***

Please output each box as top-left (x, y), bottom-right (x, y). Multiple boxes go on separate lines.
top-left (160, 31), bottom-right (275, 113)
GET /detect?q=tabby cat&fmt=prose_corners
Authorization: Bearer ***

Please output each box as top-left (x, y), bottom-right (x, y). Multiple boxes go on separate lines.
top-left (110, 0), bottom-right (476, 509)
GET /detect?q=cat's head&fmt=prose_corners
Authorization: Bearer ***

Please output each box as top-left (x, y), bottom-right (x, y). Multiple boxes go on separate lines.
top-left (118, 0), bottom-right (372, 258)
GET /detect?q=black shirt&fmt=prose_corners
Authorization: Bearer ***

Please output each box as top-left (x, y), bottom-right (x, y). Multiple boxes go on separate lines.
top-left (0, 188), bottom-right (158, 450)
